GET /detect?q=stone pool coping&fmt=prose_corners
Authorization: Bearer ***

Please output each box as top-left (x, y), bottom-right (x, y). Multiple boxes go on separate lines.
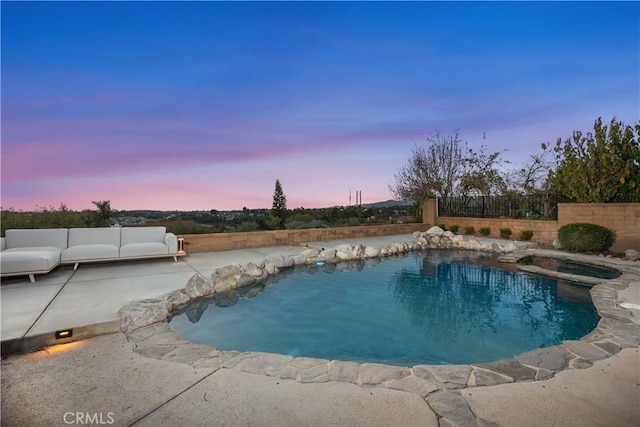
top-left (118, 239), bottom-right (640, 416)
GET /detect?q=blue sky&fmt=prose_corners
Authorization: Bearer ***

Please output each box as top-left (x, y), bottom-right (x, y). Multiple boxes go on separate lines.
top-left (2, 1), bottom-right (638, 211)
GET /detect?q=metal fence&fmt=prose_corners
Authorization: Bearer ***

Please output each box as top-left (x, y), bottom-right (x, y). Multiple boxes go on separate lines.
top-left (438, 195), bottom-right (559, 220)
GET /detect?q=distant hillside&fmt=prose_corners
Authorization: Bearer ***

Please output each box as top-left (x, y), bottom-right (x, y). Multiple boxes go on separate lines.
top-left (361, 199), bottom-right (414, 208)
top-left (120, 200), bottom-right (414, 215)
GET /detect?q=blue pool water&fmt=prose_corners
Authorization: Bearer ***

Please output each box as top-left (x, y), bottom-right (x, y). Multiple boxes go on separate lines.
top-left (170, 250), bottom-right (599, 366)
top-left (521, 256), bottom-right (620, 279)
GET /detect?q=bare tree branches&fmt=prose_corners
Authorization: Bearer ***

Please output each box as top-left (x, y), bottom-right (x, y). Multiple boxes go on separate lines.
top-left (389, 130), bottom-right (465, 203)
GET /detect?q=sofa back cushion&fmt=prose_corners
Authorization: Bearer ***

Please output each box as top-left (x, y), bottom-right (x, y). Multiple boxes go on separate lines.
top-left (121, 227), bottom-right (166, 246)
top-left (68, 228), bottom-right (121, 247)
top-left (5, 229), bottom-right (68, 250)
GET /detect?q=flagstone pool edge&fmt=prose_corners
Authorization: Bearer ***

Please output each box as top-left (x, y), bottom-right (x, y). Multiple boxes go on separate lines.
top-left (118, 242), bottom-right (640, 399)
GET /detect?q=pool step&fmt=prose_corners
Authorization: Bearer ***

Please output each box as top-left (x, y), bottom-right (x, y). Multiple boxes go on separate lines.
top-left (517, 265), bottom-right (602, 286)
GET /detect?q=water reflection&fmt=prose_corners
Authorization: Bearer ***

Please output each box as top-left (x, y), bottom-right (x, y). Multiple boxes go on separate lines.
top-left (391, 249), bottom-right (597, 347)
top-left (175, 255), bottom-right (390, 323)
top-left (521, 256), bottom-right (620, 279)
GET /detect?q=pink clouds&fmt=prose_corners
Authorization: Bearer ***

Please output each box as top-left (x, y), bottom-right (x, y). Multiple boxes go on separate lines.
top-left (2, 93), bottom-right (417, 188)
top-left (1, 143), bottom-right (401, 211)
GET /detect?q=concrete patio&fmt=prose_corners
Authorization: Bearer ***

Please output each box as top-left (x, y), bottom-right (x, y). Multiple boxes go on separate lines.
top-left (1, 234), bottom-right (639, 426)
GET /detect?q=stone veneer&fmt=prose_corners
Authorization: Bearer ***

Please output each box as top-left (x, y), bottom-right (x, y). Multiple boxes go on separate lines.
top-left (118, 229), bottom-right (640, 426)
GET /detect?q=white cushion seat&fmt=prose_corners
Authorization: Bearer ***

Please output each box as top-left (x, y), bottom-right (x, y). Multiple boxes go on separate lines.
top-left (61, 228), bottom-right (121, 263)
top-left (1, 229), bottom-right (67, 282)
top-left (61, 244), bottom-right (120, 262)
top-left (120, 242), bottom-right (169, 258)
top-left (120, 227), bottom-right (175, 258)
top-left (0, 250), bottom-right (61, 274)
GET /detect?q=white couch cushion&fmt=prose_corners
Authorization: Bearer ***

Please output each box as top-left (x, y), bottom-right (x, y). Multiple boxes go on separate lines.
top-left (119, 242), bottom-right (169, 258)
top-left (5, 229), bottom-right (68, 250)
top-left (68, 227), bottom-right (120, 247)
top-left (121, 227), bottom-right (166, 245)
top-left (0, 250), bottom-right (61, 274)
top-left (60, 228), bottom-right (121, 263)
top-left (62, 244), bottom-right (120, 262)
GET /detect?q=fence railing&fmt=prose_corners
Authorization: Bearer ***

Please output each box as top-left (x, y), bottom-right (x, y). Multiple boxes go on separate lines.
top-left (438, 195), bottom-right (559, 220)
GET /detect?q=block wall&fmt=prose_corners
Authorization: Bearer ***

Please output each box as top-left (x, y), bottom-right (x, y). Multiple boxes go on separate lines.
top-left (435, 217), bottom-right (558, 245)
top-left (558, 203), bottom-right (640, 253)
top-left (180, 203), bottom-right (638, 254)
top-left (422, 199), bottom-right (639, 253)
top-left (180, 223), bottom-right (423, 254)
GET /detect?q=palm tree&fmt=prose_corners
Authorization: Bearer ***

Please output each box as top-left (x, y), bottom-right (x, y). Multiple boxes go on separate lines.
top-left (92, 200), bottom-right (112, 227)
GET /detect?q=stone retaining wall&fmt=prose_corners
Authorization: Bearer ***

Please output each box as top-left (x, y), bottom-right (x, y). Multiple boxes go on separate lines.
top-left (178, 223), bottom-right (420, 253)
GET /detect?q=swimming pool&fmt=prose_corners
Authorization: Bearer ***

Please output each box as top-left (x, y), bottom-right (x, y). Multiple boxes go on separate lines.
top-left (170, 250), bottom-right (599, 367)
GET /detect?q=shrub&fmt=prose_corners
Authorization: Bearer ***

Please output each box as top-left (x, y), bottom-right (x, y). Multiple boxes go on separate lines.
top-left (500, 227), bottom-right (512, 238)
top-left (557, 223), bottom-right (616, 252)
top-left (438, 223), bottom-right (447, 231)
top-left (336, 217), bottom-right (361, 227)
top-left (166, 219), bottom-right (199, 235)
top-left (520, 230), bottom-right (534, 241)
top-left (1, 204), bottom-right (88, 235)
top-left (480, 227), bottom-right (491, 236)
top-left (449, 224), bottom-right (460, 233)
top-left (236, 221), bottom-right (259, 232)
top-left (464, 225), bottom-right (475, 235)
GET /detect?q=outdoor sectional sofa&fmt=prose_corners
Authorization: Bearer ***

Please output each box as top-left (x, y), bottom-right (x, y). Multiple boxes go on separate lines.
top-left (0, 227), bottom-right (183, 283)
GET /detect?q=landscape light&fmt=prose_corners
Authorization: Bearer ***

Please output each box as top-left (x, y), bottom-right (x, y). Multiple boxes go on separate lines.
top-left (55, 329), bottom-right (73, 339)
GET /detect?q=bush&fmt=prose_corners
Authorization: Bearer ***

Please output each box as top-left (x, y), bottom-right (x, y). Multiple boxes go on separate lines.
top-left (166, 219), bottom-right (199, 235)
top-left (336, 217), bottom-right (361, 227)
top-left (464, 225), bottom-right (475, 235)
top-left (438, 224), bottom-right (447, 231)
top-left (480, 227), bottom-right (491, 236)
top-left (557, 223), bottom-right (616, 252)
top-left (449, 224), bottom-right (460, 233)
top-left (500, 227), bottom-right (512, 238)
top-left (520, 230), bottom-right (534, 241)
top-left (1, 204), bottom-right (88, 235)
top-left (236, 221), bottom-right (259, 232)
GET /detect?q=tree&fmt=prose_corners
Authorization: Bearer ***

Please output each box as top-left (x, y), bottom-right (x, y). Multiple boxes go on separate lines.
top-left (389, 130), bottom-right (466, 204)
top-left (549, 117), bottom-right (640, 202)
top-left (271, 179), bottom-right (287, 229)
top-left (459, 143), bottom-right (507, 197)
top-left (508, 145), bottom-right (554, 195)
top-left (390, 130), bottom-right (508, 215)
top-left (92, 200), bottom-right (112, 227)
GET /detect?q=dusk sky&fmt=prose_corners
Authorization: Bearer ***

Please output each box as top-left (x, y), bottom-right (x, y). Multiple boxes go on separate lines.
top-left (2, 1), bottom-right (638, 212)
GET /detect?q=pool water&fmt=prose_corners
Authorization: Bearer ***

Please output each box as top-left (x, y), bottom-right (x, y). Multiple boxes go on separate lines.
top-left (170, 250), bottom-right (599, 366)
top-left (520, 257), bottom-right (620, 279)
